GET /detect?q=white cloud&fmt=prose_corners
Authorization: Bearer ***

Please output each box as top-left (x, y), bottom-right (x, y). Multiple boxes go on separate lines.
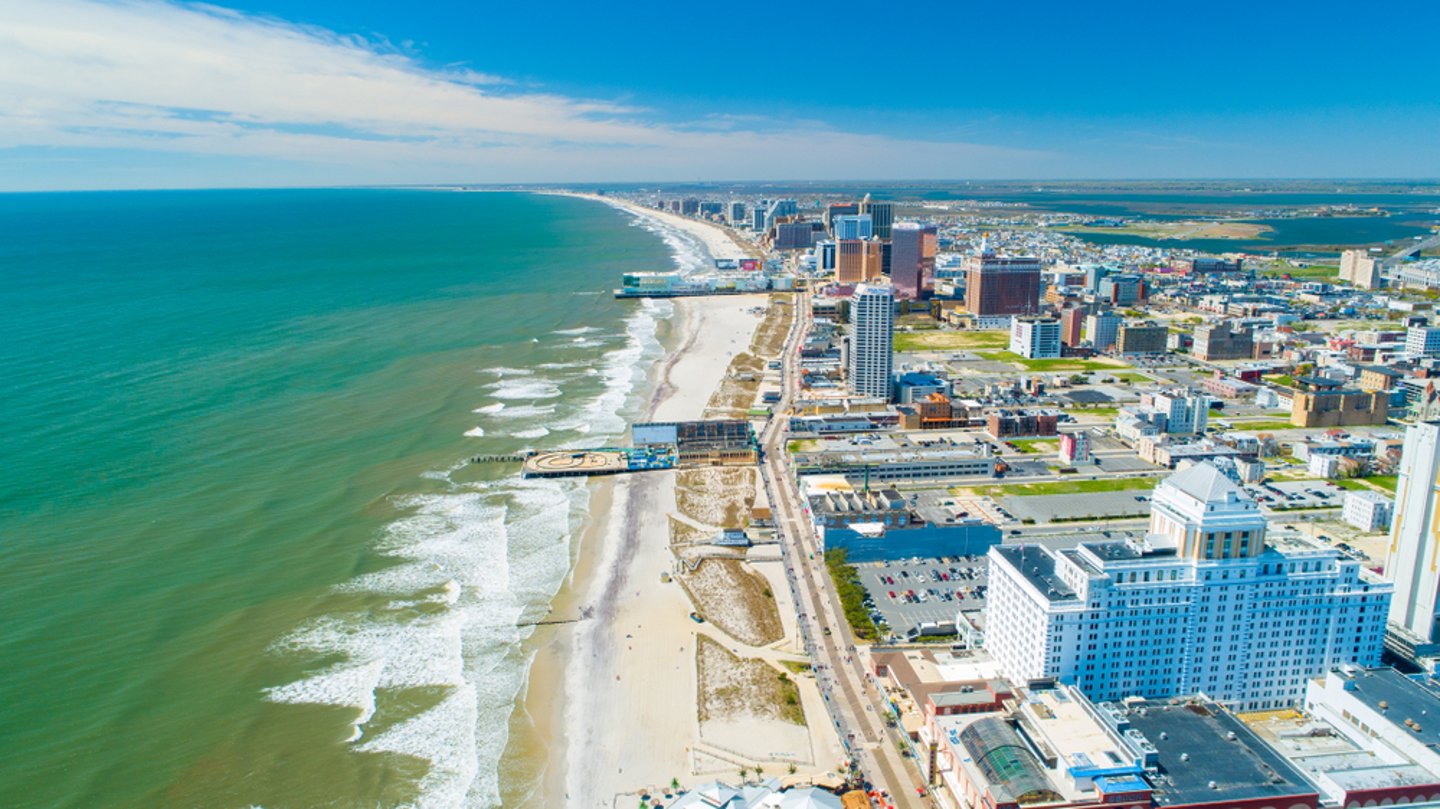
top-left (0, 0), bottom-right (1051, 187)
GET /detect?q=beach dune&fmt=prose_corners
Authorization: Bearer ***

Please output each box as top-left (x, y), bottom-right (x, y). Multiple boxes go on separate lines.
top-left (512, 206), bottom-right (840, 808)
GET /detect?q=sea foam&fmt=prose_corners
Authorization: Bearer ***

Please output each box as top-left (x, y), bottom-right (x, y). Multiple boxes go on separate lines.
top-left (263, 197), bottom-right (682, 808)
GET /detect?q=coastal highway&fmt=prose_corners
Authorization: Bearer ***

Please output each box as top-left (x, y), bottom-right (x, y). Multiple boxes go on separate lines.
top-left (759, 291), bottom-right (931, 809)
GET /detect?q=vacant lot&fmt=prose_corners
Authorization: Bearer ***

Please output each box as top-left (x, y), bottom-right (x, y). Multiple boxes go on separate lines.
top-left (894, 329), bottom-right (1009, 352)
top-left (958, 476), bottom-right (1161, 498)
top-left (975, 350), bottom-right (1126, 372)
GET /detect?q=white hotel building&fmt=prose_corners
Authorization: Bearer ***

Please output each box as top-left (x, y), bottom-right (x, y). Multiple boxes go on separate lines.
top-left (847, 282), bottom-right (894, 401)
top-left (986, 463), bottom-right (1391, 711)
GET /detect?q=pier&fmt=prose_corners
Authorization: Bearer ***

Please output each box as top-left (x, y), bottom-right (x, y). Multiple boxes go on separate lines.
top-left (521, 446), bottom-right (676, 478)
top-left (469, 453), bottom-right (525, 464)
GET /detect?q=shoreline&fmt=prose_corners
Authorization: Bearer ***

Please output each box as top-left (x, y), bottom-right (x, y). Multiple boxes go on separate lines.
top-left (502, 200), bottom-right (765, 807)
top-left (546, 190), bottom-right (761, 262)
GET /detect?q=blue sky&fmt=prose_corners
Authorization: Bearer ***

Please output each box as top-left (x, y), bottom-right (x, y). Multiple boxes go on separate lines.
top-left (1, 0), bottom-right (1438, 190)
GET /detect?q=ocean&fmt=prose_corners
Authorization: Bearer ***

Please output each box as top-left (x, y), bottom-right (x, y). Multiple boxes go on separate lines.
top-left (0, 189), bottom-right (706, 808)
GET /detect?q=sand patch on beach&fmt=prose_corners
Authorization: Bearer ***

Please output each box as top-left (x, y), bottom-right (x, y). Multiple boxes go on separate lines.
top-left (675, 467), bottom-right (755, 529)
top-left (696, 636), bottom-right (804, 726)
top-left (680, 559), bottom-right (784, 647)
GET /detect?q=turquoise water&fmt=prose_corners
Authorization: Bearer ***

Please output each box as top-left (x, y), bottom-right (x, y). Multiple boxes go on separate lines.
top-left (0, 189), bottom-right (688, 807)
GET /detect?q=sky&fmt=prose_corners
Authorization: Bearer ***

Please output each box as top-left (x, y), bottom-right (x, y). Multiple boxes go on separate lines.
top-left (1, 0), bottom-right (1438, 190)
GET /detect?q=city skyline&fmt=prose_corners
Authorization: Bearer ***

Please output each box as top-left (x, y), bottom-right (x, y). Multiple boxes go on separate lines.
top-left (3, 0), bottom-right (1440, 191)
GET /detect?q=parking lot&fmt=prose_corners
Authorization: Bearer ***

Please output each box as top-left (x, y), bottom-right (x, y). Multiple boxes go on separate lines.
top-left (856, 556), bottom-right (987, 641)
top-left (1249, 479), bottom-right (1345, 511)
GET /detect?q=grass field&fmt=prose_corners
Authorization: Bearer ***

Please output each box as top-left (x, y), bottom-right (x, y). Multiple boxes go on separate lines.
top-left (1257, 263), bottom-right (1339, 280)
top-left (894, 329), bottom-right (1010, 352)
top-left (1009, 438), bottom-right (1059, 454)
top-left (975, 350), bottom-right (1123, 372)
top-left (1105, 372), bottom-right (1151, 383)
top-left (1366, 475), bottom-right (1399, 493)
top-left (1227, 419), bottom-right (1297, 431)
top-left (1264, 374), bottom-right (1298, 388)
top-left (957, 476), bottom-right (1160, 498)
top-left (1330, 479), bottom-right (1370, 491)
top-left (1066, 406), bottom-right (1120, 418)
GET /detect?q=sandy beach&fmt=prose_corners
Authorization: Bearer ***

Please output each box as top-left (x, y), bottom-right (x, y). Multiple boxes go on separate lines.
top-left (561, 192), bottom-right (760, 262)
top-left (508, 205), bottom-right (841, 808)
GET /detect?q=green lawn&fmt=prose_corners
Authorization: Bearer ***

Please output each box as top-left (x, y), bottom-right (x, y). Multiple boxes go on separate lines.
top-left (1227, 419), bottom-right (1297, 431)
top-left (1264, 374), bottom-right (1298, 389)
top-left (975, 350), bottom-right (1124, 372)
top-left (894, 329), bottom-right (1010, 352)
top-left (1366, 475), bottom-right (1399, 493)
top-left (1106, 372), bottom-right (1151, 383)
top-left (786, 439), bottom-right (819, 454)
top-left (1258, 263), bottom-right (1339, 280)
top-left (959, 476), bottom-right (1161, 498)
top-left (1066, 406), bottom-right (1120, 418)
top-left (1330, 478), bottom-right (1370, 491)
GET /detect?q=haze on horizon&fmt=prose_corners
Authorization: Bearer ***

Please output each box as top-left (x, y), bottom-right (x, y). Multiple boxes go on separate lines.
top-left (2, 0), bottom-right (1438, 192)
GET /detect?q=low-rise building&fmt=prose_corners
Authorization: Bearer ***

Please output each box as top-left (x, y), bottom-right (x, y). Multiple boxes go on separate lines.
top-left (1010, 317), bottom-right (1061, 359)
top-left (897, 393), bottom-right (973, 430)
top-left (1407, 325), bottom-right (1440, 358)
top-left (986, 409), bottom-right (1059, 439)
top-left (1194, 321), bottom-right (1256, 361)
top-left (1059, 431), bottom-right (1091, 464)
top-left (793, 443), bottom-right (995, 483)
top-left (1298, 668), bottom-right (1440, 807)
top-left (1344, 489), bottom-right (1394, 531)
top-left (1115, 323), bottom-right (1168, 356)
top-left (928, 683), bottom-right (1319, 809)
top-left (1291, 384), bottom-right (1390, 428)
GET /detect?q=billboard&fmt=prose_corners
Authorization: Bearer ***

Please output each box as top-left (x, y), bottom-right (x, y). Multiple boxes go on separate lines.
top-left (741, 259), bottom-right (759, 272)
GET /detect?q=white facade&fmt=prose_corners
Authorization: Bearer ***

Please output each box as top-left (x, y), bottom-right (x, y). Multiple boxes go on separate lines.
top-left (986, 463), bottom-right (1391, 711)
top-left (1009, 317), bottom-right (1061, 359)
top-left (1339, 249), bottom-right (1383, 289)
top-left (1084, 312), bottom-right (1121, 353)
top-left (832, 214), bottom-right (873, 241)
top-left (1149, 389), bottom-right (1209, 435)
top-left (1406, 326), bottom-right (1440, 358)
top-left (1385, 421), bottom-right (1440, 646)
top-left (1309, 453), bottom-right (1343, 478)
top-left (848, 283), bottom-right (894, 401)
top-left (1343, 489), bottom-right (1394, 532)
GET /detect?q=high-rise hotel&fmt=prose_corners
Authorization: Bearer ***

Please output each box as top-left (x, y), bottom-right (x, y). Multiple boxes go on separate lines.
top-left (1384, 420), bottom-right (1440, 661)
top-left (847, 282), bottom-right (894, 401)
top-left (987, 462), bottom-right (1391, 711)
top-left (890, 222), bottom-right (937, 300)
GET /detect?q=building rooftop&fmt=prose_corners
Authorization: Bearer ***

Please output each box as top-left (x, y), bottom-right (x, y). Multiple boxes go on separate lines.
top-left (1163, 461), bottom-right (1248, 505)
top-left (1118, 701), bottom-right (1316, 807)
top-left (993, 545), bottom-right (1078, 603)
top-left (1334, 668), bottom-right (1440, 752)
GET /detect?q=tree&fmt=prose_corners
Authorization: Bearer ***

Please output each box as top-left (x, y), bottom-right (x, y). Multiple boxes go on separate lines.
top-left (670, 777), bottom-right (680, 792)
top-left (738, 767), bottom-right (748, 783)
top-left (788, 763), bottom-right (798, 776)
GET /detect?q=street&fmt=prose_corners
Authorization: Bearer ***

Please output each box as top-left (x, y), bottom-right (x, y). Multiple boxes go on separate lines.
top-left (759, 291), bottom-right (932, 809)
